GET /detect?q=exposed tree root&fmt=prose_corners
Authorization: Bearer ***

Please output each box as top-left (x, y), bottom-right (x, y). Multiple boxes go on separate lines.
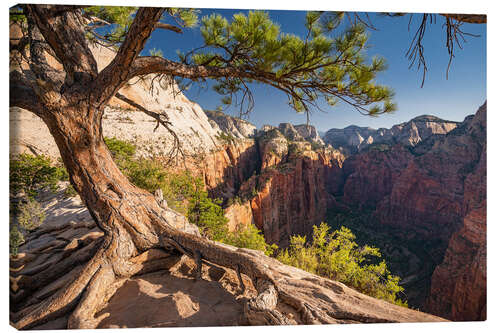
top-left (236, 264), bottom-right (246, 293)
top-left (12, 231), bottom-right (186, 330)
top-left (68, 263), bottom-right (119, 329)
top-left (13, 245), bottom-right (106, 329)
top-left (157, 225), bottom-right (445, 325)
top-left (14, 238), bottom-right (102, 296)
top-left (12, 185), bottom-right (446, 329)
top-left (244, 279), bottom-right (293, 325)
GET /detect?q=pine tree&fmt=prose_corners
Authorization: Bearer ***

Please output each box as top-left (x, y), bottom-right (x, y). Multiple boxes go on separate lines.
top-left (9, 5), bottom-right (465, 328)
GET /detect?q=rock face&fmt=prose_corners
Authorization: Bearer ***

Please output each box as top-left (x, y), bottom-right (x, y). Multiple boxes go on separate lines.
top-left (180, 139), bottom-right (260, 201)
top-left (426, 106), bottom-right (486, 321)
top-left (205, 110), bottom-right (257, 139)
top-left (376, 105), bottom-right (485, 245)
top-left (324, 125), bottom-right (377, 155)
top-left (224, 201), bottom-right (254, 232)
top-left (323, 115), bottom-right (458, 155)
top-left (384, 115), bottom-right (458, 147)
top-left (342, 144), bottom-right (413, 210)
top-left (294, 124), bottom-right (325, 146)
top-left (337, 103), bottom-right (486, 320)
top-left (278, 123), bottom-right (303, 142)
top-left (226, 128), bottom-right (345, 247)
top-left (277, 123), bottom-right (325, 146)
top-left (10, 44), bottom-right (222, 159)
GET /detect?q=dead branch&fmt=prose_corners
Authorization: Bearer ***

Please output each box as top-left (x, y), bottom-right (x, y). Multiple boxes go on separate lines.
top-left (441, 14), bottom-right (486, 24)
top-left (114, 92), bottom-right (186, 165)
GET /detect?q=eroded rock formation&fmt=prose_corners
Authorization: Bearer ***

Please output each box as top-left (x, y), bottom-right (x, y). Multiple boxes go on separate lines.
top-left (205, 110), bottom-right (257, 139)
top-left (323, 115), bottom-right (459, 155)
top-left (225, 127), bottom-right (345, 247)
top-left (294, 124), bottom-right (325, 146)
top-left (336, 103), bottom-right (486, 320)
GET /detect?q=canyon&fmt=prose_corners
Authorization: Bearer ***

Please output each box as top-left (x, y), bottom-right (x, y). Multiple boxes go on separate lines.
top-left (208, 103), bottom-right (487, 321)
top-left (10, 42), bottom-right (486, 322)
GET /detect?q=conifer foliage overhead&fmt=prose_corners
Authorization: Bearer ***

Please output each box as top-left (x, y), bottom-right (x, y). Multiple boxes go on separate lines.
top-left (78, 7), bottom-right (396, 118)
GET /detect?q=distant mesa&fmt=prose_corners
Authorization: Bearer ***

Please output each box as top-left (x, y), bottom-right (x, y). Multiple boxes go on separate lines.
top-left (323, 115), bottom-right (460, 155)
top-left (204, 110), bottom-right (257, 139)
top-left (204, 109), bottom-right (461, 158)
top-left (205, 110), bottom-right (326, 147)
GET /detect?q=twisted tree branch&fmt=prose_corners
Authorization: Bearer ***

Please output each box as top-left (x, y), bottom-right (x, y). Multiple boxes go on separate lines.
top-left (93, 7), bottom-right (165, 105)
top-left (114, 92), bottom-right (186, 164)
top-left (9, 71), bottom-right (43, 117)
top-left (25, 4), bottom-right (98, 85)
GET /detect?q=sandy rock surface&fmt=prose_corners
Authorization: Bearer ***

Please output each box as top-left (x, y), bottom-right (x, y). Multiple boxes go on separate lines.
top-left (10, 186), bottom-right (258, 329)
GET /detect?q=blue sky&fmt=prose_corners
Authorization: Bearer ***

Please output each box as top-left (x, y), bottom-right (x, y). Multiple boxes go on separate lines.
top-left (142, 9), bottom-right (486, 131)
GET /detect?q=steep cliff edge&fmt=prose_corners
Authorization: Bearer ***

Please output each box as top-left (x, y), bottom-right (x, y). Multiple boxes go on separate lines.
top-left (10, 44), bottom-right (222, 158)
top-left (336, 103), bottom-right (486, 320)
top-left (11, 187), bottom-right (443, 329)
top-left (205, 110), bottom-right (257, 139)
top-left (225, 127), bottom-right (345, 247)
top-left (426, 106), bottom-right (486, 321)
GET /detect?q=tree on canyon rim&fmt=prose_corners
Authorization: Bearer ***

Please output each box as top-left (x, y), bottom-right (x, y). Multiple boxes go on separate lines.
top-left (8, 5), bottom-right (485, 329)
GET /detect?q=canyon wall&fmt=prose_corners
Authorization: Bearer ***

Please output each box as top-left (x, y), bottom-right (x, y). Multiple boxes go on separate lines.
top-left (223, 128), bottom-right (344, 247)
top-left (336, 103), bottom-right (486, 320)
top-left (426, 106), bottom-right (486, 321)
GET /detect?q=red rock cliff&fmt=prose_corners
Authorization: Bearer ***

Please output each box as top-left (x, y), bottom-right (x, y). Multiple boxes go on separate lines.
top-left (232, 130), bottom-right (345, 247)
top-left (426, 106), bottom-right (486, 321)
top-left (338, 103), bottom-right (486, 320)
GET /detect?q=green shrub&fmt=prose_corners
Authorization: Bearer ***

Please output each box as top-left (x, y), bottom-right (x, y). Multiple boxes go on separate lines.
top-left (366, 143), bottom-right (391, 152)
top-left (106, 137), bottom-right (196, 214)
top-left (9, 153), bottom-right (66, 256)
top-left (216, 131), bottom-right (236, 144)
top-left (277, 222), bottom-right (407, 307)
top-left (10, 153), bottom-right (67, 199)
top-left (225, 223), bottom-right (277, 256)
top-left (187, 178), bottom-right (229, 241)
top-left (105, 136), bottom-right (136, 159)
top-left (10, 198), bottom-right (47, 256)
top-left (310, 141), bottom-right (324, 151)
top-left (104, 137), bottom-right (279, 254)
top-left (17, 199), bottom-right (46, 231)
top-left (126, 158), bottom-right (168, 192)
top-left (10, 226), bottom-right (24, 256)
top-left (63, 185), bottom-right (78, 198)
